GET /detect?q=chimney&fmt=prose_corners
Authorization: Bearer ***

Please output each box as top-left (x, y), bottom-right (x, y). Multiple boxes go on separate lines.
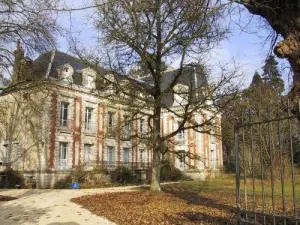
top-left (12, 40), bottom-right (25, 83)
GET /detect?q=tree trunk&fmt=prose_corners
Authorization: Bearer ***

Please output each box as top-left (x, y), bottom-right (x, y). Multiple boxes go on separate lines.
top-left (151, 147), bottom-right (161, 192)
top-left (240, 0), bottom-right (300, 95)
top-left (150, 104), bottom-right (162, 192)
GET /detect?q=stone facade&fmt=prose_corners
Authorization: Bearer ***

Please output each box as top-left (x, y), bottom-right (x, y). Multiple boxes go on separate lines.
top-left (0, 51), bottom-right (223, 188)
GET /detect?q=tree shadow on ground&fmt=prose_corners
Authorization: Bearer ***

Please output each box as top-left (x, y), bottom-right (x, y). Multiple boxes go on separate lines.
top-left (0, 201), bottom-right (49, 225)
top-left (165, 211), bottom-right (235, 225)
top-left (162, 185), bottom-right (237, 215)
top-left (135, 184), bottom-right (237, 224)
top-left (11, 189), bottom-right (52, 198)
top-left (47, 222), bottom-right (80, 225)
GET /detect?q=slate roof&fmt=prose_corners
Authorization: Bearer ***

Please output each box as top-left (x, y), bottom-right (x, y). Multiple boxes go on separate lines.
top-left (139, 65), bottom-right (208, 106)
top-left (31, 51), bottom-right (207, 107)
top-left (33, 51), bottom-right (109, 86)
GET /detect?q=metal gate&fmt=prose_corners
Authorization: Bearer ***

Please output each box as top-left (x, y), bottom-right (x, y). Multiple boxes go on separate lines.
top-left (234, 100), bottom-right (300, 225)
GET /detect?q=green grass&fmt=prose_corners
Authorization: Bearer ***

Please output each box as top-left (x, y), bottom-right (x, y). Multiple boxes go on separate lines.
top-left (166, 173), bottom-right (300, 217)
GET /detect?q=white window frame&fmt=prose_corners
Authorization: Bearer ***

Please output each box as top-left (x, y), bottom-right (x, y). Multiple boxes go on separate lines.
top-left (177, 121), bottom-right (185, 140)
top-left (107, 146), bottom-right (115, 169)
top-left (210, 121), bottom-right (216, 144)
top-left (85, 107), bottom-right (93, 130)
top-left (139, 149), bottom-right (145, 167)
top-left (210, 149), bottom-right (216, 168)
top-left (86, 75), bottom-right (94, 88)
top-left (13, 143), bottom-right (19, 169)
top-left (1, 144), bottom-right (9, 164)
top-left (58, 142), bottom-right (68, 170)
top-left (123, 147), bottom-right (130, 166)
top-left (60, 102), bottom-right (69, 127)
top-left (140, 119), bottom-right (145, 134)
top-left (84, 144), bottom-right (93, 165)
top-left (123, 115), bottom-right (131, 139)
top-left (107, 112), bottom-right (114, 133)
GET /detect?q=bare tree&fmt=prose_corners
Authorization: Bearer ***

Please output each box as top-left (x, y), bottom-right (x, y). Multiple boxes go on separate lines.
top-left (69, 0), bottom-right (242, 191)
top-left (0, 0), bottom-right (60, 89)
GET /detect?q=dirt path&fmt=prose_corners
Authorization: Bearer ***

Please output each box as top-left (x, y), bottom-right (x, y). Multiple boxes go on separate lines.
top-left (0, 186), bottom-right (139, 225)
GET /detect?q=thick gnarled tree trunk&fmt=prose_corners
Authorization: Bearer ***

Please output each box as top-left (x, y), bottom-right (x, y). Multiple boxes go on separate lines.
top-left (238, 0), bottom-right (300, 95)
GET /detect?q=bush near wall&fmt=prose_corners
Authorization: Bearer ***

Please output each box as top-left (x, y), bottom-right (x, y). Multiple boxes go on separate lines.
top-left (53, 162), bottom-right (184, 189)
top-left (53, 165), bottom-right (110, 189)
top-left (160, 160), bottom-right (183, 182)
top-left (111, 166), bottom-right (134, 184)
top-left (0, 169), bottom-right (23, 188)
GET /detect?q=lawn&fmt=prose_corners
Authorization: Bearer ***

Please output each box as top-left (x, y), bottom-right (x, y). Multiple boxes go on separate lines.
top-left (71, 174), bottom-right (299, 225)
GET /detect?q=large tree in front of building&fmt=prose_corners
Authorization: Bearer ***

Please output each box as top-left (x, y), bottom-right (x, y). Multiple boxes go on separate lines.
top-left (78, 0), bottom-right (240, 191)
top-left (233, 0), bottom-right (300, 94)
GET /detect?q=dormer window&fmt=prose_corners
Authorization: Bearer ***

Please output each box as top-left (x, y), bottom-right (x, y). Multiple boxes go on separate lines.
top-left (81, 69), bottom-right (96, 88)
top-left (87, 75), bottom-right (94, 88)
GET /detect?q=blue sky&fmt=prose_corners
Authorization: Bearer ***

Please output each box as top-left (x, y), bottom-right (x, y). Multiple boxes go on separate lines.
top-left (55, 1), bottom-right (291, 91)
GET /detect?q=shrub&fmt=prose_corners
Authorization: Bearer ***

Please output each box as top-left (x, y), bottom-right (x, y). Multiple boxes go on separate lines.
top-left (54, 165), bottom-right (111, 189)
top-left (71, 166), bottom-right (88, 183)
top-left (170, 167), bottom-right (183, 181)
top-left (54, 166), bottom-right (87, 189)
top-left (113, 166), bottom-right (134, 184)
top-left (0, 169), bottom-right (23, 188)
top-left (160, 160), bottom-right (183, 182)
top-left (53, 175), bottom-right (72, 189)
top-left (83, 165), bottom-right (111, 187)
top-left (91, 164), bottom-right (109, 175)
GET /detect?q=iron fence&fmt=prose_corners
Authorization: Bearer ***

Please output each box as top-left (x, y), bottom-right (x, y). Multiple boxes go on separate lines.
top-left (234, 100), bottom-right (300, 225)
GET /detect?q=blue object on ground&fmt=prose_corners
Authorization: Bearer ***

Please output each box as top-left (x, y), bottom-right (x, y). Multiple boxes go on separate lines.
top-left (70, 182), bottom-right (80, 189)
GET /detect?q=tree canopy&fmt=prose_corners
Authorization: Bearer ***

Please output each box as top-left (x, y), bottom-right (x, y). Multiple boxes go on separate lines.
top-left (72, 0), bottom-right (241, 191)
top-left (262, 55), bottom-right (284, 93)
top-left (0, 0), bottom-right (59, 85)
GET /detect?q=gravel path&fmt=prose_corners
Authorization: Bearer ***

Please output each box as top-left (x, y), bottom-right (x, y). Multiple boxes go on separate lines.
top-left (0, 186), bottom-right (140, 225)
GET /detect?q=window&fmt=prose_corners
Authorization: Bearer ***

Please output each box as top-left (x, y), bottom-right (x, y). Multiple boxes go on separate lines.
top-left (13, 144), bottom-right (19, 169)
top-left (58, 142), bottom-right (68, 169)
top-left (140, 119), bottom-right (145, 134)
top-left (210, 123), bottom-right (216, 144)
top-left (60, 102), bottom-right (69, 127)
top-left (140, 149), bottom-right (145, 168)
top-left (84, 144), bottom-right (93, 165)
top-left (107, 112), bottom-right (114, 133)
top-left (123, 148), bottom-right (130, 166)
top-left (177, 122), bottom-right (185, 139)
top-left (87, 75), bottom-right (94, 88)
top-left (1, 144), bottom-right (9, 164)
top-left (85, 107), bottom-right (93, 130)
top-left (211, 149), bottom-right (216, 168)
top-left (107, 146), bottom-right (115, 169)
top-left (123, 115), bottom-right (131, 139)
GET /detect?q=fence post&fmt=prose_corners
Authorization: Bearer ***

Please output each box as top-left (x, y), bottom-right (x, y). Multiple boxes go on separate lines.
top-left (234, 127), bottom-right (241, 225)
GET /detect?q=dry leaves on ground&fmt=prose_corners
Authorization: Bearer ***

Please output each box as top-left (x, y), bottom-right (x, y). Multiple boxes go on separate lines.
top-left (71, 188), bottom-right (237, 225)
top-left (0, 195), bottom-right (17, 201)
